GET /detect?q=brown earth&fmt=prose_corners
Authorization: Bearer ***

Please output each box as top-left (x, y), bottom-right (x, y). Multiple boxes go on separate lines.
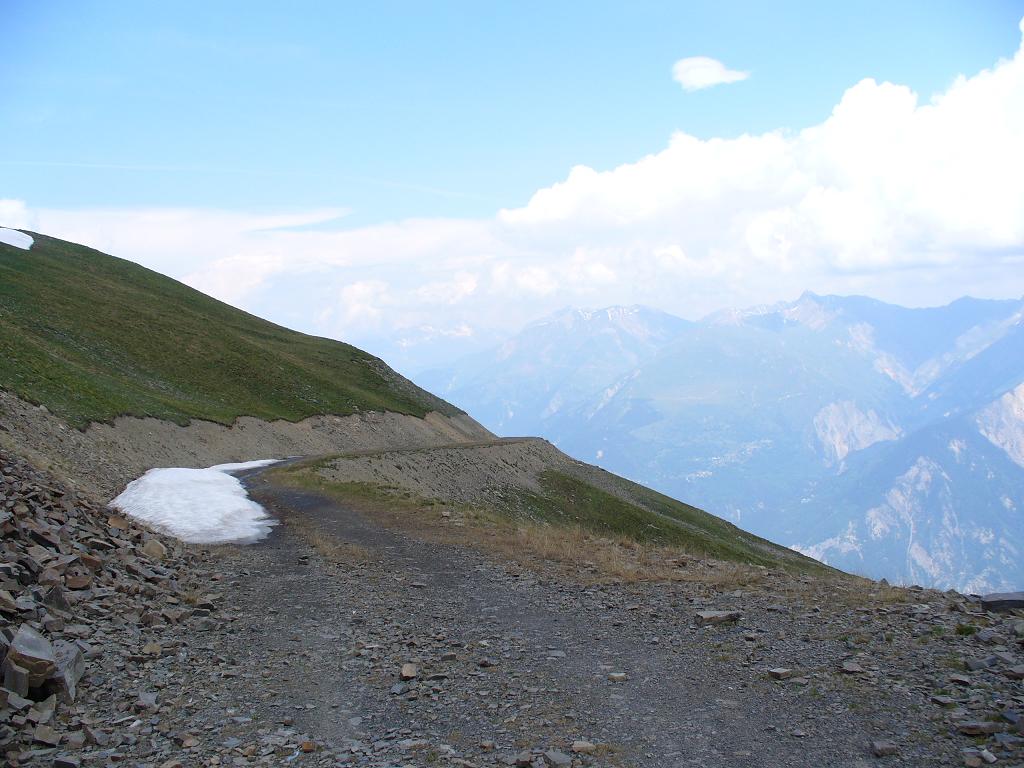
top-left (0, 390), bottom-right (491, 500)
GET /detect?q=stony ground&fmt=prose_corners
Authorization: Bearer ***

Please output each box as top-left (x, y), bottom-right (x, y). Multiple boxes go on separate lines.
top-left (3, 454), bottom-right (1024, 768)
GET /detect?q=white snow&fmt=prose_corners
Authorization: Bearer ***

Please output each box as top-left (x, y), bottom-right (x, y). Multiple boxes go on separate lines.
top-left (111, 459), bottom-right (282, 544)
top-left (0, 228), bottom-right (33, 250)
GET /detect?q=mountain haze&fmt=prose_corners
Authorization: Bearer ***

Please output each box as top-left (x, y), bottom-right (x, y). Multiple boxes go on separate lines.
top-left (426, 294), bottom-right (1024, 592)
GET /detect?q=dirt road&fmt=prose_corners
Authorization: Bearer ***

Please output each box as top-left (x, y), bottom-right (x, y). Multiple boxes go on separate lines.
top-left (182, 466), bottom-right (989, 768)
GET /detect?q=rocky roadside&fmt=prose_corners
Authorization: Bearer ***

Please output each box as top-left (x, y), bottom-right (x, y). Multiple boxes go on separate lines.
top-left (1, 449), bottom-right (336, 767)
top-left (2, 449), bottom-right (1024, 767)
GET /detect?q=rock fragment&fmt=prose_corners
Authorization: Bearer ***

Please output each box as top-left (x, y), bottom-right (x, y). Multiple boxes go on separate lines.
top-left (696, 610), bottom-right (741, 626)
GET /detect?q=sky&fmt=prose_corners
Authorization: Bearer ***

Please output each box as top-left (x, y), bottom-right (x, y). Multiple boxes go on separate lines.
top-left (2, 1), bottom-right (1024, 372)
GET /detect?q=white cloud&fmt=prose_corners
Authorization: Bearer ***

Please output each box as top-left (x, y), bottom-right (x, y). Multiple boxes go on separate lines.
top-left (3, 18), bottom-right (1023, 370)
top-left (672, 56), bottom-right (749, 91)
top-left (416, 272), bottom-right (479, 305)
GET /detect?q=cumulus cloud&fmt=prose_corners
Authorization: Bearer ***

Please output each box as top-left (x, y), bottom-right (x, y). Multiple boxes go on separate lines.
top-left (3, 18), bottom-right (1023, 371)
top-left (672, 56), bottom-right (749, 91)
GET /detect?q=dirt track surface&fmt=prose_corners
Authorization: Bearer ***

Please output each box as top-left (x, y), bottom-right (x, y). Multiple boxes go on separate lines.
top-left (178, 466), bottom-right (1010, 768)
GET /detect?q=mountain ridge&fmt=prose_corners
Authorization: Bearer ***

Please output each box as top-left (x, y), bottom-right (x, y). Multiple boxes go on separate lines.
top-left (427, 294), bottom-right (1024, 591)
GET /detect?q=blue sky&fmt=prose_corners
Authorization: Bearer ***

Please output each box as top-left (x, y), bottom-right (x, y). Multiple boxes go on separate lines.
top-left (3, 1), bottom-right (1021, 223)
top-left (2, 1), bottom-right (1024, 371)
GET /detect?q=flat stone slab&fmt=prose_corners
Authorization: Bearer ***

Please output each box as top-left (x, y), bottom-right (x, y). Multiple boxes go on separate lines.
top-left (696, 610), bottom-right (741, 626)
top-left (979, 592), bottom-right (1024, 612)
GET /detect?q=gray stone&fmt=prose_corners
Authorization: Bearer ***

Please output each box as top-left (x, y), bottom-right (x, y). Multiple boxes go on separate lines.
top-left (2, 657), bottom-right (30, 696)
top-left (956, 721), bottom-right (1002, 735)
top-left (5, 624), bottom-right (57, 687)
top-left (32, 723), bottom-right (60, 746)
top-left (51, 640), bottom-right (85, 702)
top-left (544, 750), bottom-right (572, 767)
top-left (966, 656), bottom-right (997, 671)
top-left (696, 610), bottom-right (741, 626)
top-left (871, 740), bottom-right (898, 757)
top-left (979, 591), bottom-right (1024, 612)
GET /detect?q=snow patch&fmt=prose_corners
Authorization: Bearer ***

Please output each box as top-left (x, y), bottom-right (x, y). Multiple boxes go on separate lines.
top-left (0, 228), bottom-right (33, 250)
top-left (111, 459), bottom-right (282, 544)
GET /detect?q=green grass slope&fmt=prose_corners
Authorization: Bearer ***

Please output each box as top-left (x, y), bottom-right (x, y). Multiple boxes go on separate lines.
top-left (0, 231), bottom-right (461, 428)
top-left (520, 470), bottom-right (823, 570)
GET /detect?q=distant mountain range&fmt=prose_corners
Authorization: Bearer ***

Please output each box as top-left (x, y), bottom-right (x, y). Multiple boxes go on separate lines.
top-left (419, 295), bottom-right (1024, 592)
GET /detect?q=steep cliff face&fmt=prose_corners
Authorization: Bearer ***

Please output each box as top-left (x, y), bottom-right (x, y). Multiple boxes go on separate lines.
top-left (813, 400), bottom-right (902, 464)
top-left (977, 382), bottom-right (1024, 468)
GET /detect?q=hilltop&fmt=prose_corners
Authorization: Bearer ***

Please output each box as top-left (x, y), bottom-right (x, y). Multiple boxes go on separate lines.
top-left (0, 232), bottom-right (458, 429)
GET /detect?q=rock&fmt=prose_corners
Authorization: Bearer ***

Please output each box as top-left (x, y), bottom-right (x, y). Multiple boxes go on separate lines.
top-left (956, 721), bottom-right (1002, 736)
top-left (696, 610), bottom-right (741, 626)
top-left (571, 741), bottom-right (596, 754)
top-left (979, 749), bottom-right (997, 764)
top-left (65, 731), bottom-right (86, 749)
top-left (106, 515), bottom-right (130, 530)
top-left (53, 756), bottom-right (81, 768)
top-left (966, 656), bottom-right (996, 671)
top-left (134, 690), bottom-right (159, 711)
top-left (33, 723), bottom-right (60, 746)
top-left (979, 592), bottom-right (1024, 612)
top-left (871, 740), bottom-right (898, 757)
top-left (5, 623), bottom-right (57, 687)
top-left (768, 668), bottom-right (794, 680)
top-left (3, 658), bottom-right (31, 696)
top-left (141, 539), bottom-right (167, 561)
top-left (841, 660), bottom-right (865, 674)
top-left (63, 568), bottom-right (92, 590)
top-left (949, 673), bottom-right (972, 686)
top-left (1005, 665), bottom-right (1024, 680)
top-left (543, 750), bottom-right (572, 767)
top-left (51, 640), bottom-right (85, 703)
top-left (400, 663), bottom-right (419, 680)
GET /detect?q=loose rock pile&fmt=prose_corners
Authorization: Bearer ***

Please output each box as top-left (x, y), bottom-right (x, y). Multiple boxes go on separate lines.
top-left (1, 447), bottom-right (191, 763)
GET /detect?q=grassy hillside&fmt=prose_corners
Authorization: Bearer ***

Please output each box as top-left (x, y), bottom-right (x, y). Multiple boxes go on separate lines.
top-left (0, 231), bottom-right (460, 428)
top-left (518, 470), bottom-right (821, 570)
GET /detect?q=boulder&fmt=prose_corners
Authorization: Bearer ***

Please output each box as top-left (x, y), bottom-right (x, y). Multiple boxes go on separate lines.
top-left (141, 539), bottom-right (168, 561)
top-left (5, 624), bottom-right (56, 688)
top-left (979, 592), bottom-right (1024, 612)
top-left (50, 640), bottom-right (85, 702)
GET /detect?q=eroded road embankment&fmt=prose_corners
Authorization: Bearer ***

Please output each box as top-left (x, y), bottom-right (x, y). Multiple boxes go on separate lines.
top-left (173, 463), bottom-right (994, 768)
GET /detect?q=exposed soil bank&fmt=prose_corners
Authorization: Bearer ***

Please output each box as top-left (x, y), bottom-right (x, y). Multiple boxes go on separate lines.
top-left (0, 389), bottom-right (491, 500)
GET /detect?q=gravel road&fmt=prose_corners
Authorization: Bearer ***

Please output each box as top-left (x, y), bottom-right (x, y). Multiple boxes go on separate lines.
top-left (178, 466), bottom-right (1021, 768)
